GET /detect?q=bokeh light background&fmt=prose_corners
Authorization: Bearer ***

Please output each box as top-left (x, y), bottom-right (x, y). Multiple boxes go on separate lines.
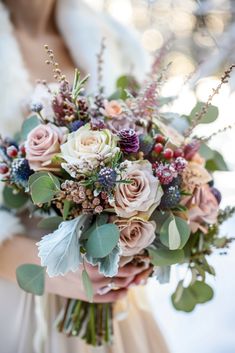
top-left (83, 1), bottom-right (235, 352)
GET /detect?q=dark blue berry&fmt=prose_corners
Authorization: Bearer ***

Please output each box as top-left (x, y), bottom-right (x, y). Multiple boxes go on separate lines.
top-left (160, 186), bottom-right (181, 209)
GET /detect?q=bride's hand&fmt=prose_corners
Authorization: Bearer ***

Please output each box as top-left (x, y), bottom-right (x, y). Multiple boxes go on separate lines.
top-left (46, 262), bottom-right (150, 303)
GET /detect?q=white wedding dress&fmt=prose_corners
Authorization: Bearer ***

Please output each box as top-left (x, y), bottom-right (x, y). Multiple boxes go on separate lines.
top-left (0, 2), bottom-right (169, 353)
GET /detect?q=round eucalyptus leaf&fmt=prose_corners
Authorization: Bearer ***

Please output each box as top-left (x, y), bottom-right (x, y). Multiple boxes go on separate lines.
top-left (31, 175), bottom-right (60, 204)
top-left (85, 223), bottom-right (120, 258)
top-left (160, 216), bottom-right (190, 250)
top-left (190, 281), bottom-right (214, 303)
top-left (148, 248), bottom-right (184, 266)
top-left (16, 264), bottom-right (45, 296)
top-left (171, 287), bottom-right (196, 312)
top-left (3, 186), bottom-right (28, 209)
top-left (21, 115), bottom-right (40, 140)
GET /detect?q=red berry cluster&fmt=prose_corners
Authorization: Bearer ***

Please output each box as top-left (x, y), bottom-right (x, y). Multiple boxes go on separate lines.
top-left (153, 134), bottom-right (184, 161)
top-left (0, 143), bottom-right (26, 175)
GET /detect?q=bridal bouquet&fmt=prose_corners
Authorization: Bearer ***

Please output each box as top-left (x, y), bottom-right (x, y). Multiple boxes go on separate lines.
top-left (0, 46), bottom-right (234, 346)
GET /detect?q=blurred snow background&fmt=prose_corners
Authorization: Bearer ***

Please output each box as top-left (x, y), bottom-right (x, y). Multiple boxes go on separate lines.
top-left (83, 0), bottom-right (235, 352)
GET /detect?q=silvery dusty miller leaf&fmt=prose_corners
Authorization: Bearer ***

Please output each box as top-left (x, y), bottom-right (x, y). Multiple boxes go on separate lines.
top-left (37, 215), bottom-right (92, 277)
top-left (86, 244), bottom-right (122, 277)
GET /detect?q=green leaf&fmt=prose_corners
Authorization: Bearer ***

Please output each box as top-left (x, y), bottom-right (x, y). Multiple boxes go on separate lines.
top-left (63, 200), bottom-right (71, 220)
top-left (199, 144), bottom-right (228, 171)
top-left (172, 286), bottom-right (196, 312)
top-left (150, 210), bottom-right (171, 233)
top-left (30, 174), bottom-right (60, 204)
top-left (148, 247), bottom-right (184, 266)
top-left (82, 269), bottom-right (94, 302)
top-left (172, 281), bottom-right (214, 312)
top-left (160, 215), bottom-right (190, 250)
top-left (85, 223), bottom-right (120, 258)
top-left (190, 281), bottom-right (214, 303)
top-left (37, 216), bottom-right (63, 230)
top-left (199, 143), bottom-right (215, 160)
top-left (16, 264), bottom-right (45, 296)
top-left (189, 102), bottom-right (218, 124)
top-left (206, 151), bottom-right (229, 171)
top-left (3, 186), bottom-right (28, 209)
top-left (21, 115), bottom-right (40, 140)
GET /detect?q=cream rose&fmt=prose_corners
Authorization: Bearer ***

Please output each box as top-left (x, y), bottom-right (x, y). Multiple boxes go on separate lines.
top-left (102, 100), bottom-right (122, 117)
top-left (61, 124), bottom-right (119, 173)
top-left (112, 160), bottom-right (163, 219)
top-left (115, 218), bottom-right (156, 256)
top-left (26, 123), bottom-right (67, 171)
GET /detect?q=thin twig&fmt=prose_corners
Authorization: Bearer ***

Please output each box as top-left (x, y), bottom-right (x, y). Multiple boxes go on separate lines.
top-left (96, 38), bottom-right (106, 94)
top-left (184, 64), bottom-right (235, 138)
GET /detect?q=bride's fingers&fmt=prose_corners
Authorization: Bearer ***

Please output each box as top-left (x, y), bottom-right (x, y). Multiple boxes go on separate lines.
top-left (133, 267), bottom-right (153, 286)
top-left (117, 263), bottom-right (149, 277)
top-left (93, 275), bottom-right (135, 293)
top-left (93, 288), bottom-right (128, 303)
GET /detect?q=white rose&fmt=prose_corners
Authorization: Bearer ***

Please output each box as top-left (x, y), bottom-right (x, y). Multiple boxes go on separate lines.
top-left (61, 124), bottom-right (119, 173)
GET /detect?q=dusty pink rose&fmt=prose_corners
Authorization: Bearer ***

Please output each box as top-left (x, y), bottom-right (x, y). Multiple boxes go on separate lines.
top-left (181, 184), bottom-right (219, 233)
top-left (112, 160), bottom-right (163, 219)
top-left (102, 100), bottom-right (122, 117)
top-left (26, 123), bottom-right (67, 171)
top-left (115, 218), bottom-right (156, 256)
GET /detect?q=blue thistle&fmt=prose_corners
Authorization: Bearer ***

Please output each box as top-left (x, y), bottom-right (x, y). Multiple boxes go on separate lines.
top-left (11, 158), bottom-right (33, 188)
top-left (69, 120), bottom-right (84, 132)
top-left (31, 102), bottom-right (43, 113)
top-left (98, 167), bottom-right (117, 188)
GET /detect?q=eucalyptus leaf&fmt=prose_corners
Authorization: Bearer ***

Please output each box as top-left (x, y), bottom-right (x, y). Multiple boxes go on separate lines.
top-left (172, 280), bottom-right (214, 312)
top-left (206, 151), bottom-right (229, 171)
top-left (21, 115), bottom-right (40, 140)
top-left (85, 223), bottom-right (120, 258)
top-left (3, 186), bottom-right (28, 209)
top-left (31, 174), bottom-right (60, 204)
top-left (37, 216), bottom-right (63, 230)
top-left (189, 102), bottom-right (218, 124)
top-left (82, 269), bottom-right (94, 302)
top-left (37, 215), bottom-right (92, 276)
top-left (160, 215), bottom-right (190, 250)
top-left (199, 143), bottom-right (215, 160)
top-left (148, 247), bottom-right (184, 266)
top-left (190, 281), bottom-right (214, 303)
top-left (172, 286), bottom-right (196, 312)
top-left (16, 264), bottom-right (45, 296)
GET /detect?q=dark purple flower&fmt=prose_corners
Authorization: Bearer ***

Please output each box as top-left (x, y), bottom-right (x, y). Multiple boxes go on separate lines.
top-left (118, 128), bottom-right (139, 153)
top-left (210, 187), bottom-right (222, 204)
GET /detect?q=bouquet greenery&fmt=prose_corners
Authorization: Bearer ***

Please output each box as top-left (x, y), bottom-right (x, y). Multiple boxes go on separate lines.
top-left (0, 46), bottom-right (234, 346)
